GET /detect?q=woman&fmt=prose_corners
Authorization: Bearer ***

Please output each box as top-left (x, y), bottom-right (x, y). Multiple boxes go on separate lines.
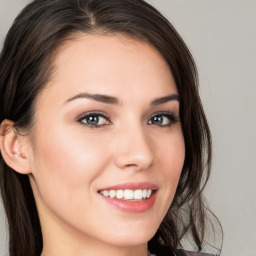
top-left (0, 0), bottom-right (221, 255)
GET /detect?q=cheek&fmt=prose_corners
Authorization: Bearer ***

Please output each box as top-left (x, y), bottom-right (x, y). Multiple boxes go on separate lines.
top-left (157, 129), bottom-right (185, 199)
top-left (30, 124), bottom-right (111, 207)
top-left (159, 129), bottom-right (185, 176)
top-left (34, 125), bottom-right (105, 176)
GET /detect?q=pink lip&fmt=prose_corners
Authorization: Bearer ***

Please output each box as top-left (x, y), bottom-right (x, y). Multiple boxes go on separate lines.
top-left (100, 191), bottom-right (157, 213)
top-left (98, 182), bottom-right (158, 191)
top-left (98, 182), bottom-right (158, 213)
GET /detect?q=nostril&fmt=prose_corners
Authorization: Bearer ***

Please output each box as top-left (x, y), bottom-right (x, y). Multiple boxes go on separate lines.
top-left (113, 132), bottom-right (154, 170)
top-left (125, 164), bottom-right (136, 167)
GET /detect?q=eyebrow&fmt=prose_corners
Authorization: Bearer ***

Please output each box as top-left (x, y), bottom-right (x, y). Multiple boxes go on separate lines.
top-left (65, 93), bottom-right (120, 105)
top-left (151, 94), bottom-right (180, 105)
top-left (64, 93), bottom-right (179, 106)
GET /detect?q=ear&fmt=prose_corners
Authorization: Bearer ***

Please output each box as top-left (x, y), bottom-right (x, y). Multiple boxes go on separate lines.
top-left (0, 119), bottom-right (31, 174)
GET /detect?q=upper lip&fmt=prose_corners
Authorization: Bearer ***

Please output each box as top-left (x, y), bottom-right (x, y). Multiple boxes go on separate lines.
top-left (98, 182), bottom-right (158, 191)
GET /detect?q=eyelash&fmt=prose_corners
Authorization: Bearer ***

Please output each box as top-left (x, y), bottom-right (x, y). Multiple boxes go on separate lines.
top-left (147, 112), bottom-right (179, 127)
top-left (77, 111), bottom-right (179, 129)
top-left (77, 112), bottom-right (112, 129)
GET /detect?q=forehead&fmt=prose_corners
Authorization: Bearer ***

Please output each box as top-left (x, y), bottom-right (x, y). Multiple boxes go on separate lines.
top-left (38, 33), bottom-right (177, 107)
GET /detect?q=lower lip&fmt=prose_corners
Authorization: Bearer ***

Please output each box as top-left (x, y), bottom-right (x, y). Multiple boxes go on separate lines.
top-left (100, 191), bottom-right (157, 213)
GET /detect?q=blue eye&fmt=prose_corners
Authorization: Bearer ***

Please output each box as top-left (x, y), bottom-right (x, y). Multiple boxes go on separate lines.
top-left (78, 113), bottom-right (111, 128)
top-left (148, 113), bottom-right (178, 127)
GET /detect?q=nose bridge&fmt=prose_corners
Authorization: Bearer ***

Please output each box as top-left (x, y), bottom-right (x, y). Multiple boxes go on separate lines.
top-left (114, 120), bottom-right (154, 170)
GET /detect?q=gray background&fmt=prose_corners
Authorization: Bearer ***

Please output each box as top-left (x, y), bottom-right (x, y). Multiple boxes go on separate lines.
top-left (0, 0), bottom-right (255, 255)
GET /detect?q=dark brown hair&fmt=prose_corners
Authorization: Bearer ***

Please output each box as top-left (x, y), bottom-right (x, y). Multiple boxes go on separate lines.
top-left (0, 0), bottom-right (219, 255)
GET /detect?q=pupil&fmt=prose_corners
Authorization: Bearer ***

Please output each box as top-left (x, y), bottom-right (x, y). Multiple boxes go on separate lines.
top-left (153, 116), bottom-right (163, 124)
top-left (88, 115), bottom-right (98, 124)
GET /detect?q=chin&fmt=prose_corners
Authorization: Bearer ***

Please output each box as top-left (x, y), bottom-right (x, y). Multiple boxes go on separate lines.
top-left (102, 226), bottom-right (157, 247)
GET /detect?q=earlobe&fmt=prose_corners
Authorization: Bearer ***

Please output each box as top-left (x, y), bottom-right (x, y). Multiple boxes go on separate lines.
top-left (0, 119), bottom-right (31, 174)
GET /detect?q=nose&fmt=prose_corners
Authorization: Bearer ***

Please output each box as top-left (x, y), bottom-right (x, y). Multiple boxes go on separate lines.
top-left (113, 124), bottom-right (154, 171)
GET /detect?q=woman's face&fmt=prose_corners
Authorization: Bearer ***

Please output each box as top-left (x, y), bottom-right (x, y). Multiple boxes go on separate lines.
top-left (27, 34), bottom-right (185, 252)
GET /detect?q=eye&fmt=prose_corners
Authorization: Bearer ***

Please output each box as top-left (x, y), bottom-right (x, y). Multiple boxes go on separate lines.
top-left (148, 112), bottom-right (178, 127)
top-left (78, 112), bottom-right (111, 128)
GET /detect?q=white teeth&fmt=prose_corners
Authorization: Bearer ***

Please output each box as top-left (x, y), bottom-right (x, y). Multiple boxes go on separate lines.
top-left (124, 189), bottom-right (133, 200)
top-left (134, 189), bottom-right (143, 200)
top-left (142, 189), bottom-right (147, 199)
top-left (109, 190), bottom-right (116, 198)
top-left (99, 189), bottom-right (153, 200)
top-left (146, 189), bottom-right (152, 198)
top-left (102, 190), bottom-right (109, 197)
top-left (116, 190), bottom-right (124, 199)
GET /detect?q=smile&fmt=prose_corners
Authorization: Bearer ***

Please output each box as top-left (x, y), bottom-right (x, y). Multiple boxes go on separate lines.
top-left (98, 182), bottom-right (158, 213)
top-left (99, 189), bottom-right (153, 200)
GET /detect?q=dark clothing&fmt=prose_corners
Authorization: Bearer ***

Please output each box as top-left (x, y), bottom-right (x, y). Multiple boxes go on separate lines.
top-left (177, 249), bottom-right (217, 256)
top-left (148, 240), bottom-right (218, 256)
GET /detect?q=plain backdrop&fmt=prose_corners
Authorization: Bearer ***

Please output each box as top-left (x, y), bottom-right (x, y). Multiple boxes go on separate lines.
top-left (0, 0), bottom-right (255, 255)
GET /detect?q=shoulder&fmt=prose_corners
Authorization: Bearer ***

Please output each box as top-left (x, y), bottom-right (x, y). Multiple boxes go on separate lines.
top-left (176, 249), bottom-right (217, 256)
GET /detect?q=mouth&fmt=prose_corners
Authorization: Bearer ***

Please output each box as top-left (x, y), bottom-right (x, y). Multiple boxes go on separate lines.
top-left (97, 182), bottom-right (158, 213)
top-left (98, 189), bottom-right (155, 201)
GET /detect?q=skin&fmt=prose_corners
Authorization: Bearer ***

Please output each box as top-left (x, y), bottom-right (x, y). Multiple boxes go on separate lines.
top-left (4, 34), bottom-right (185, 256)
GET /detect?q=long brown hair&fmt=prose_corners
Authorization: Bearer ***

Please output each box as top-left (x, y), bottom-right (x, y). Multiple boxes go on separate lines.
top-left (0, 0), bottom-right (219, 255)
